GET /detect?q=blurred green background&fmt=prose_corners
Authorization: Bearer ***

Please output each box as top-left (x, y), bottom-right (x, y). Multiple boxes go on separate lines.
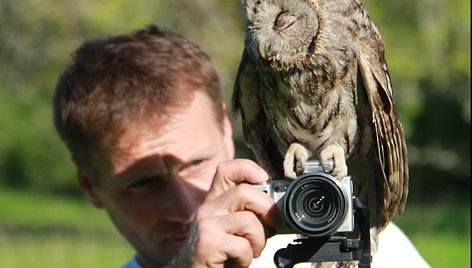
top-left (0, 0), bottom-right (469, 267)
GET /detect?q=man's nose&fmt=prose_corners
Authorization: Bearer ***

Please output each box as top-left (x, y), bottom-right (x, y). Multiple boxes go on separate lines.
top-left (165, 177), bottom-right (199, 223)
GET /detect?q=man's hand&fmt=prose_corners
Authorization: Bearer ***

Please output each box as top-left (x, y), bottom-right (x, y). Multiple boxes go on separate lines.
top-left (173, 159), bottom-right (279, 267)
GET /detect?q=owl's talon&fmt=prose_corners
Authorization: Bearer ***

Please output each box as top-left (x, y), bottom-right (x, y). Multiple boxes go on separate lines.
top-left (283, 143), bottom-right (312, 179)
top-left (295, 161), bottom-right (304, 175)
top-left (322, 160), bottom-right (334, 173)
top-left (320, 144), bottom-right (347, 179)
top-left (284, 170), bottom-right (297, 179)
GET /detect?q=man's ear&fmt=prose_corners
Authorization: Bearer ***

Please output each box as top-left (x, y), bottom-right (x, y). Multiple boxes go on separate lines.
top-left (222, 102), bottom-right (235, 159)
top-left (77, 169), bottom-right (103, 208)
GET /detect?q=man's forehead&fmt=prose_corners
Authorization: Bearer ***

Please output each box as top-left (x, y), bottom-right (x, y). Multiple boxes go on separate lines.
top-left (97, 91), bottom-right (220, 176)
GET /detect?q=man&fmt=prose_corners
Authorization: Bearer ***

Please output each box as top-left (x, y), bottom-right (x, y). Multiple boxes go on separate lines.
top-left (53, 25), bottom-right (430, 267)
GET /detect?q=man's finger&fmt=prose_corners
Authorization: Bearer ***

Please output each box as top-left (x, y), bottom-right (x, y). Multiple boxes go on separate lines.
top-left (199, 184), bottom-right (280, 228)
top-left (206, 159), bottom-right (269, 201)
top-left (195, 211), bottom-right (267, 266)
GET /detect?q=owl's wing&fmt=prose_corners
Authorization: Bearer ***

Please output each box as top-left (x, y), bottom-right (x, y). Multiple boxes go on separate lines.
top-left (357, 27), bottom-right (409, 230)
top-left (232, 50), bottom-right (284, 178)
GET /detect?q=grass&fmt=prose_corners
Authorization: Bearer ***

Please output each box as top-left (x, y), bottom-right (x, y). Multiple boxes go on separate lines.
top-left (396, 200), bottom-right (471, 268)
top-left (0, 188), bottom-right (133, 267)
top-left (0, 187), bottom-right (470, 267)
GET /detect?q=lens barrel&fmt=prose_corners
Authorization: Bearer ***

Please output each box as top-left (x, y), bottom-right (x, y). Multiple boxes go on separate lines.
top-left (284, 173), bottom-right (348, 237)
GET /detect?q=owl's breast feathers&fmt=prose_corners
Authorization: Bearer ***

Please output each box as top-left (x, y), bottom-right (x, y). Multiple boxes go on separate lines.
top-left (257, 59), bottom-right (363, 158)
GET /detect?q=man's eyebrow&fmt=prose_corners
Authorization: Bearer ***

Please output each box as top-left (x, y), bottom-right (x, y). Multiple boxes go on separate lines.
top-left (116, 155), bottom-right (167, 178)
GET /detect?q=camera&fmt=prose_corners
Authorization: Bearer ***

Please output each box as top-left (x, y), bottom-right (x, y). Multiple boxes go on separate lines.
top-left (253, 160), bottom-right (354, 238)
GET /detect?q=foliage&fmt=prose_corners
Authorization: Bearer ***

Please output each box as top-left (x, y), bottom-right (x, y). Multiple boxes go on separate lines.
top-left (0, 0), bottom-right (469, 198)
top-left (0, 1), bottom-right (469, 266)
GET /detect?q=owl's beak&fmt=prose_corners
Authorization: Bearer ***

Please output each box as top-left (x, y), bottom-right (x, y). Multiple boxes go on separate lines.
top-left (258, 43), bottom-right (267, 60)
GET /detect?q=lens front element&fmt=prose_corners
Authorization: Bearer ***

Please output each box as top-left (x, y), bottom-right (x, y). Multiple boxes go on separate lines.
top-left (285, 173), bottom-right (347, 237)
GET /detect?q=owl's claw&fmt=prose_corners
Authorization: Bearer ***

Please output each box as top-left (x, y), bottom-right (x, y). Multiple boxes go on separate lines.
top-left (320, 144), bottom-right (347, 178)
top-left (283, 143), bottom-right (312, 179)
top-left (321, 159), bottom-right (334, 173)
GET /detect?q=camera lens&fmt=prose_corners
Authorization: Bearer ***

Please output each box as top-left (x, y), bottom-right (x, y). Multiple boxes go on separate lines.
top-left (284, 173), bottom-right (347, 237)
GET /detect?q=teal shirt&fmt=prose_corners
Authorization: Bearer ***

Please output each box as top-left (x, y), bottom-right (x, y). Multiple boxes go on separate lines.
top-left (121, 256), bottom-right (141, 268)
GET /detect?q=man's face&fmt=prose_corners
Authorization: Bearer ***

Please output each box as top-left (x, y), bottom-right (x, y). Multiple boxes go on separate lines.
top-left (79, 91), bottom-right (235, 266)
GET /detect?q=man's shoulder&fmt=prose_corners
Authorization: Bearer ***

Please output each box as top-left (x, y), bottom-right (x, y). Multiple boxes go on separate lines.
top-left (373, 223), bottom-right (431, 268)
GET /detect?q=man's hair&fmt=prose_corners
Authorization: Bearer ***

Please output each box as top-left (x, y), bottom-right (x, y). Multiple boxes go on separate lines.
top-left (53, 24), bottom-right (223, 179)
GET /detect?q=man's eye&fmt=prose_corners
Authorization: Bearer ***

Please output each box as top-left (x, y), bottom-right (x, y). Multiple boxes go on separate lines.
top-left (128, 177), bottom-right (161, 189)
top-left (190, 159), bottom-right (204, 167)
top-left (178, 159), bottom-right (206, 177)
top-left (181, 159), bottom-right (205, 171)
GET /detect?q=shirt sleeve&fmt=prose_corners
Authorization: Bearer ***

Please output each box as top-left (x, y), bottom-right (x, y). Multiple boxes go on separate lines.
top-left (251, 223), bottom-right (431, 268)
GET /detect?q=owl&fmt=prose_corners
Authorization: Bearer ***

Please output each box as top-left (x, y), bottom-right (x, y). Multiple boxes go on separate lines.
top-left (232, 0), bottom-right (409, 258)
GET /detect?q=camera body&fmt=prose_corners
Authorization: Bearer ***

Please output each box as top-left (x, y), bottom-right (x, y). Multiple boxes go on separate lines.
top-left (253, 160), bottom-right (354, 238)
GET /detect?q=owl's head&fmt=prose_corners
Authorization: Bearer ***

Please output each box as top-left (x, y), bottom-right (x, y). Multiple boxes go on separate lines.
top-left (242, 0), bottom-right (320, 69)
